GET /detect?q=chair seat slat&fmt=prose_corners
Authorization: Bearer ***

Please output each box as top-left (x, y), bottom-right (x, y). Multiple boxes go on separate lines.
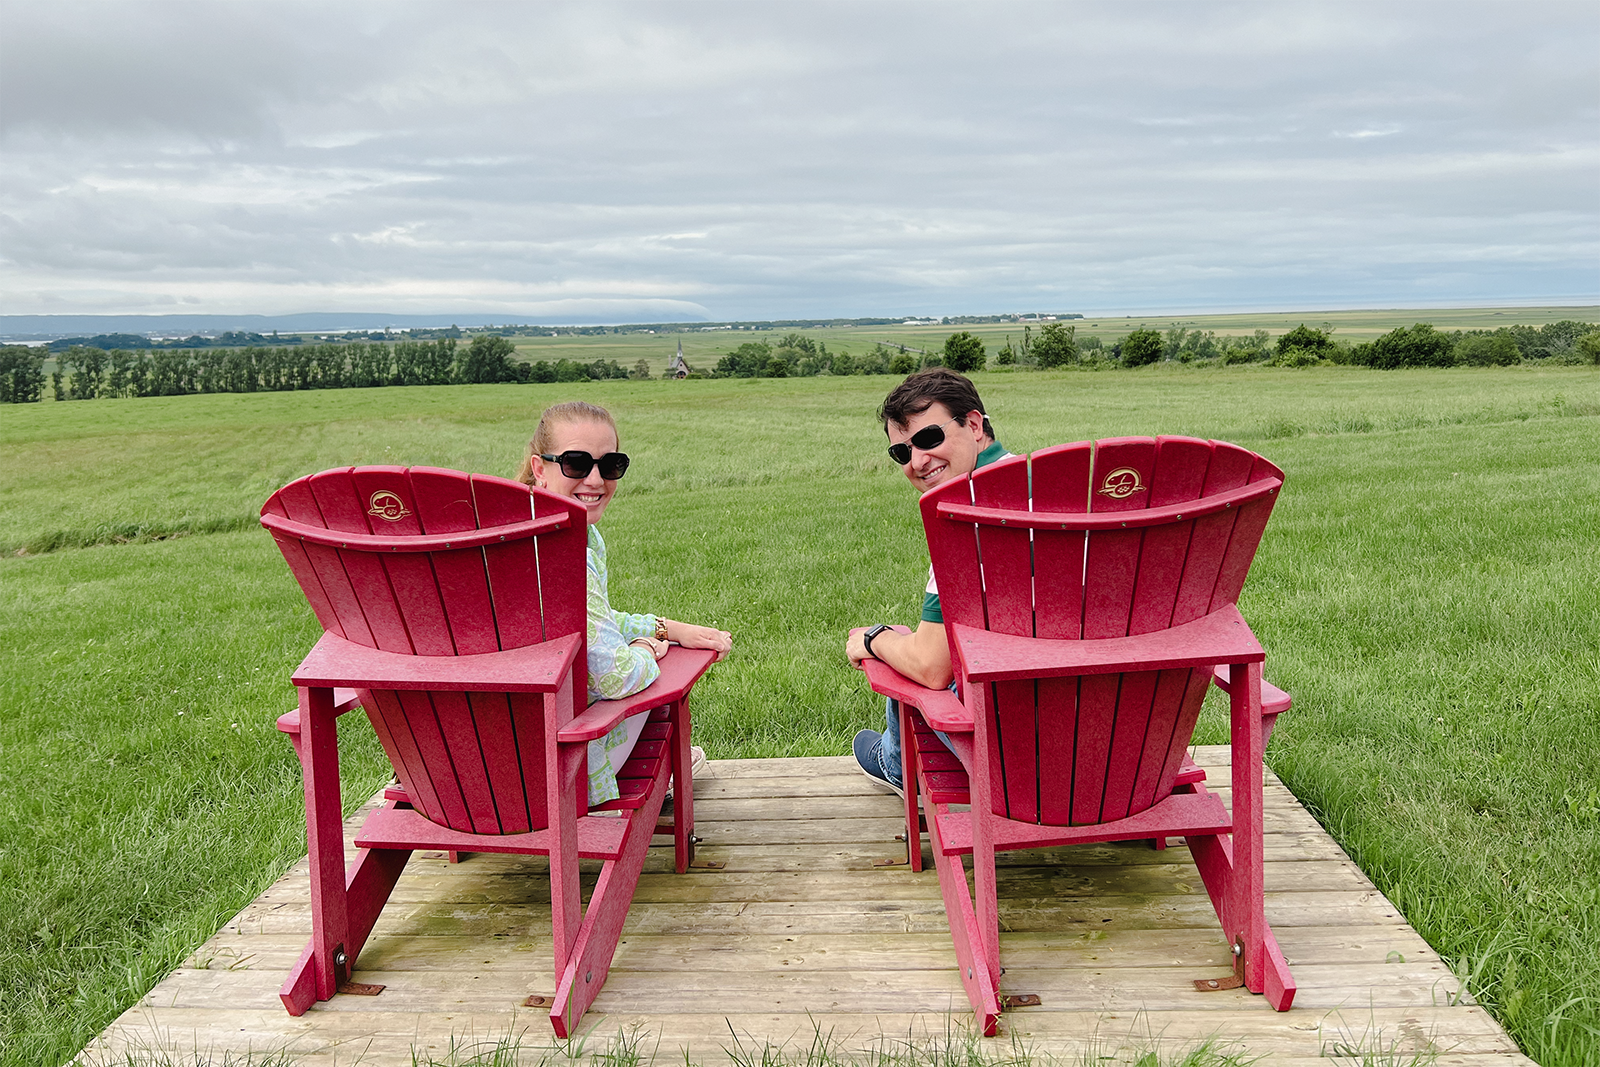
top-left (293, 630), bottom-right (582, 691)
top-left (952, 605), bottom-right (1264, 682)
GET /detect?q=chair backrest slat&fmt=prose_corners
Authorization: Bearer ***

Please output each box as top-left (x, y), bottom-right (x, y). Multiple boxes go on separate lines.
top-left (305, 467), bottom-right (416, 649)
top-left (390, 688), bottom-right (475, 829)
top-left (970, 456), bottom-right (1033, 637)
top-left (474, 474), bottom-right (555, 650)
top-left (1071, 673), bottom-right (1121, 824)
top-left (264, 466), bottom-right (586, 836)
top-left (923, 480), bottom-right (987, 633)
top-left (409, 467), bottom-right (500, 655)
top-left (362, 688), bottom-right (449, 821)
top-left (1028, 442), bottom-right (1093, 640)
top-left (991, 677), bottom-right (1040, 822)
top-left (1125, 437), bottom-right (1212, 636)
top-left (1081, 437), bottom-right (1157, 640)
top-left (1035, 676), bottom-right (1079, 824)
top-left (1208, 451), bottom-right (1282, 612)
top-left (432, 690), bottom-right (503, 831)
top-left (924, 438), bottom-right (1282, 826)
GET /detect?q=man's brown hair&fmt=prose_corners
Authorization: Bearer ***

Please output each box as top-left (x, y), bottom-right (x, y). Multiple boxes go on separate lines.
top-left (878, 368), bottom-right (993, 440)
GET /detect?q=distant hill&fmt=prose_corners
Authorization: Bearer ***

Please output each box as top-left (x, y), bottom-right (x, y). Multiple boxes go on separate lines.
top-left (0, 311), bottom-right (1080, 341)
top-left (0, 313), bottom-right (571, 340)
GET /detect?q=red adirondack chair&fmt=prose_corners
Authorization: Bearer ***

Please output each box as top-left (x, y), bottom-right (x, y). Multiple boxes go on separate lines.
top-left (863, 436), bottom-right (1296, 1034)
top-left (261, 466), bottom-right (716, 1034)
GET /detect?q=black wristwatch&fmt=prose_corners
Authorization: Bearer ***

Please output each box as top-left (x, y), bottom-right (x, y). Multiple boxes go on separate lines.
top-left (862, 624), bottom-right (891, 659)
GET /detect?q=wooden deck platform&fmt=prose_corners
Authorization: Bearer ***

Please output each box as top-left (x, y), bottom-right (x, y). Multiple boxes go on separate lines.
top-left (82, 750), bottom-right (1533, 1065)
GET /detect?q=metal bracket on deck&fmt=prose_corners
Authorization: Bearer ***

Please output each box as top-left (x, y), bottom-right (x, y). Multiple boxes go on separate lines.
top-left (523, 994), bottom-right (552, 1007)
top-left (1001, 994), bottom-right (1041, 1009)
top-left (338, 981), bottom-right (385, 996)
top-left (1194, 936), bottom-right (1246, 992)
top-left (689, 858), bottom-right (726, 869)
top-left (873, 856), bottom-right (908, 867)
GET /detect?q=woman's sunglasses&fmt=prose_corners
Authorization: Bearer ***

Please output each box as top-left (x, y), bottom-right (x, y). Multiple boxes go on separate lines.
top-left (886, 417), bottom-right (961, 466)
top-left (541, 450), bottom-right (631, 480)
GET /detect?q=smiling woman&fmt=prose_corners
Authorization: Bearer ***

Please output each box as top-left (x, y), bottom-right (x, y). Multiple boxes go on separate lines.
top-left (515, 399), bottom-right (731, 805)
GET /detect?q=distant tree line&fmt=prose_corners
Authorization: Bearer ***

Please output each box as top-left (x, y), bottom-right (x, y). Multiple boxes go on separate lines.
top-left (1, 346), bottom-right (48, 403)
top-left (0, 335), bottom-right (633, 403)
top-left (985, 319), bottom-right (1599, 371)
top-left (1255, 320), bottom-right (1599, 370)
top-left (3, 320), bottom-right (1594, 403)
top-left (43, 331), bottom-right (302, 352)
top-left (709, 334), bottom-right (923, 378)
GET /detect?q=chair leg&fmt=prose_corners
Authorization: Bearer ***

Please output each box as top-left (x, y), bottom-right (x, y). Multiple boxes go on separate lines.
top-left (1188, 661), bottom-right (1296, 1011)
top-left (548, 692), bottom-right (585, 983)
top-left (344, 841), bottom-right (410, 964)
top-left (282, 687), bottom-right (350, 1016)
top-left (925, 799), bottom-right (1001, 1035)
top-left (669, 699), bottom-right (694, 874)
top-left (899, 702), bottom-right (923, 871)
top-left (550, 753), bottom-right (673, 1037)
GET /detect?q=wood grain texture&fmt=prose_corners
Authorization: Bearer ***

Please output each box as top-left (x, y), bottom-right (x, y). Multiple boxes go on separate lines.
top-left (83, 751), bottom-right (1534, 1066)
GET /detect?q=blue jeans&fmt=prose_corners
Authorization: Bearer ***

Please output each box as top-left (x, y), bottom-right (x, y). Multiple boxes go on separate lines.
top-left (881, 694), bottom-right (957, 785)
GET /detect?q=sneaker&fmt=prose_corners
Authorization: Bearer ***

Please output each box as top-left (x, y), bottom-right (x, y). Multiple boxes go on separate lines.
top-left (853, 729), bottom-right (905, 799)
top-left (666, 745), bottom-right (708, 800)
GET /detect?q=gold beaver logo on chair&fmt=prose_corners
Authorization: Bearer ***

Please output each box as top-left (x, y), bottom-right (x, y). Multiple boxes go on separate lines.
top-left (367, 491), bottom-right (413, 521)
top-left (1097, 467), bottom-right (1147, 499)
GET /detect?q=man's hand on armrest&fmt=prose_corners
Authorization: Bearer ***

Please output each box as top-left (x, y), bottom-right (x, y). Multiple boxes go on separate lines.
top-left (847, 620), bottom-right (954, 691)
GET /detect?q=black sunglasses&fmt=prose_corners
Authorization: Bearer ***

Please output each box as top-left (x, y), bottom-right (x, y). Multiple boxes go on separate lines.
top-left (886, 417), bottom-right (961, 466)
top-left (541, 450), bottom-right (630, 480)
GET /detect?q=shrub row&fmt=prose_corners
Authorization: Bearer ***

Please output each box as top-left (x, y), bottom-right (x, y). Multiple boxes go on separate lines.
top-left (0, 337), bottom-right (634, 403)
top-left (3, 320), bottom-right (1595, 403)
top-left (0, 346), bottom-right (48, 403)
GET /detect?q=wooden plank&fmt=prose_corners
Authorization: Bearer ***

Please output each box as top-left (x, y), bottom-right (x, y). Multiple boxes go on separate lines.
top-left (224, 890), bottom-right (1410, 940)
top-left (694, 801), bottom-right (1332, 841)
top-left (187, 924), bottom-right (1445, 976)
top-left (87, 1005), bottom-right (1531, 1061)
top-left (139, 956), bottom-right (1471, 1016)
top-left (85, 755), bottom-right (1526, 1066)
top-left (223, 857), bottom-right (1372, 911)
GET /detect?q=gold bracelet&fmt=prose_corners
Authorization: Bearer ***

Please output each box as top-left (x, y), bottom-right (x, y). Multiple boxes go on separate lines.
top-left (654, 617), bottom-right (669, 642)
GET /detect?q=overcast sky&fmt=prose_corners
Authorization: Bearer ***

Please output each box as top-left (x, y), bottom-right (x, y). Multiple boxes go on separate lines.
top-left (1, 0), bottom-right (1596, 323)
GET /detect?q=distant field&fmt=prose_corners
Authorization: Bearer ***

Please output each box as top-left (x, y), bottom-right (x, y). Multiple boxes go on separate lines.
top-left (23, 305), bottom-right (1596, 382)
top-left (504, 305), bottom-right (1598, 375)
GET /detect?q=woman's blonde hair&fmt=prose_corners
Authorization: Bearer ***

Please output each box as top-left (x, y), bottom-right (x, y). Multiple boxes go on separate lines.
top-left (516, 401), bottom-right (619, 486)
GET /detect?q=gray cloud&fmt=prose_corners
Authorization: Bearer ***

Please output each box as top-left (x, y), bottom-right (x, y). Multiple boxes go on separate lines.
top-left (1, 0), bottom-right (1595, 320)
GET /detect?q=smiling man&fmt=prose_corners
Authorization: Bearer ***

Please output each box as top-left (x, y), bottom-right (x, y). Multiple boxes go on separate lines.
top-left (845, 368), bottom-right (1010, 795)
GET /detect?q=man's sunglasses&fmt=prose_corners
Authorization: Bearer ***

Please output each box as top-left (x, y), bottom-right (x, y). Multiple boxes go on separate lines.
top-left (886, 417), bottom-right (961, 466)
top-left (541, 451), bottom-right (631, 480)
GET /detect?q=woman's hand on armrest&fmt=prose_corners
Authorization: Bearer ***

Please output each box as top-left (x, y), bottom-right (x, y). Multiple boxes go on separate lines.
top-left (662, 619), bottom-right (733, 661)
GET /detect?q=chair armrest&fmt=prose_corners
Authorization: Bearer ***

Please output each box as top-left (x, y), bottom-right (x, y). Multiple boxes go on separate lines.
top-left (558, 646), bottom-right (720, 743)
top-left (952, 605), bottom-right (1264, 683)
top-left (1211, 664), bottom-right (1292, 716)
top-left (292, 632), bottom-right (582, 692)
top-left (275, 688), bottom-right (364, 735)
top-left (862, 658), bottom-right (974, 734)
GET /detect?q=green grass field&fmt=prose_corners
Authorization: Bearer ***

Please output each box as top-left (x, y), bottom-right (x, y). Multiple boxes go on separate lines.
top-left (2, 364), bottom-right (1597, 1065)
